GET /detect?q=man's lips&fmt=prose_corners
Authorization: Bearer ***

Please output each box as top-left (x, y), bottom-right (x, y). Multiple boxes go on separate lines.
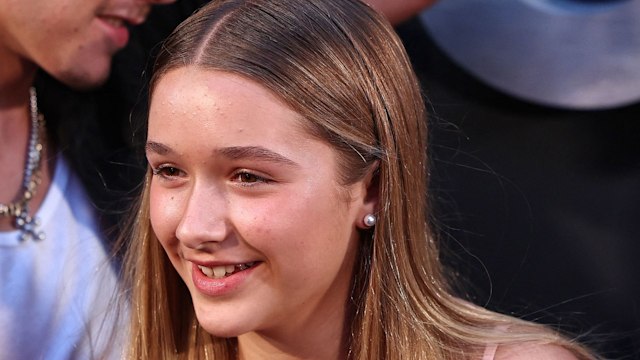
top-left (97, 15), bottom-right (131, 49)
top-left (98, 6), bottom-right (148, 26)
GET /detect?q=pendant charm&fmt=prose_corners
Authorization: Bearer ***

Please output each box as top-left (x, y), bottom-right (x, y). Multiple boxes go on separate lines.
top-left (15, 210), bottom-right (45, 242)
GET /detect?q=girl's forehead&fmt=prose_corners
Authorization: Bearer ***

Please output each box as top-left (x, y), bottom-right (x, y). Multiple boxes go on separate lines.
top-left (148, 68), bottom-right (321, 155)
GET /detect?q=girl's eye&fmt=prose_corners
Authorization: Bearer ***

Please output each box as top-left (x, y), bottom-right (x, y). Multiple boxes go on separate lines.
top-left (152, 165), bottom-right (184, 179)
top-left (234, 171), bottom-right (267, 184)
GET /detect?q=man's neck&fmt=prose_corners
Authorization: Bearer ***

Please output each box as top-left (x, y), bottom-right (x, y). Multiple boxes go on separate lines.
top-left (0, 73), bottom-right (31, 161)
top-left (0, 42), bottom-right (37, 108)
top-left (0, 40), bottom-right (39, 157)
top-left (0, 50), bottom-right (52, 231)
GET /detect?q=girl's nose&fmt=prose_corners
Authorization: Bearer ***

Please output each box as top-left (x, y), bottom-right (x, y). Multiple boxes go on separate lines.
top-left (175, 184), bottom-right (229, 250)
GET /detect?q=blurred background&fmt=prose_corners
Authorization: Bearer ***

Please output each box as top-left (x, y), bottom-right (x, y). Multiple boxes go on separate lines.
top-left (403, 1), bottom-right (640, 358)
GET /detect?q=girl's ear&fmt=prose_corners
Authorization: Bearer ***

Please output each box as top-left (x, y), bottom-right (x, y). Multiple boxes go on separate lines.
top-left (356, 161), bottom-right (380, 229)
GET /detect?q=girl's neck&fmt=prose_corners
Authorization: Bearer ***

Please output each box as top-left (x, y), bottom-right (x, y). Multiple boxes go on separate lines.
top-left (237, 330), bottom-right (347, 360)
top-left (236, 306), bottom-right (350, 360)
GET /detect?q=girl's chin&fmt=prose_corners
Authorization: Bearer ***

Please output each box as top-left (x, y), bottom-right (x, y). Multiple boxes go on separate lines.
top-left (198, 323), bottom-right (247, 338)
top-left (193, 311), bottom-right (251, 338)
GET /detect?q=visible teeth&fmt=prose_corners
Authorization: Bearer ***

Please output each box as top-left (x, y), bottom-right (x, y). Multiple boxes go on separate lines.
top-left (198, 265), bottom-right (213, 277)
top-left (198, 262), bottom-right (256, 279)
top-left (236, 262), bottom-right (255, 271)
top-left (212, 266), bottom-right (226, 278)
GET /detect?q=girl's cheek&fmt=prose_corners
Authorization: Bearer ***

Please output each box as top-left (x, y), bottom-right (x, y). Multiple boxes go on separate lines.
top-left (150, 190), bottom-right (182, 245)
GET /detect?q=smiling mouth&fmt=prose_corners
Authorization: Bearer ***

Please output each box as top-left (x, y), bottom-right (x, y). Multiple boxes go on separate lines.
top-left (197, 262), bottom-right (257, 279)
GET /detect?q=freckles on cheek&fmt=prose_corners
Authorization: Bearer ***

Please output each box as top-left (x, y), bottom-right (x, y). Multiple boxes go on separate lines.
top-left (240, 210), bottom-right (272, 238)
top-left (149, 190), bottom-right (180, 244)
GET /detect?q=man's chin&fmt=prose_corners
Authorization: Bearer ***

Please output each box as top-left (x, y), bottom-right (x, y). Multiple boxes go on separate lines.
top-left (54, 67), bottom-right (111, 91)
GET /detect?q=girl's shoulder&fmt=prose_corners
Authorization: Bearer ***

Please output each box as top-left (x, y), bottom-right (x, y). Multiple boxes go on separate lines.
top-left (491, 343), bottom-right (580, 360)
top-left (477, 321), bottom-right (589, 360)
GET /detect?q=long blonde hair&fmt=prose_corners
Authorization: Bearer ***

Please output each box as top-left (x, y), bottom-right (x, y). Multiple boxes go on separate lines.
top-left (122, 0), bottom-right (596, 358)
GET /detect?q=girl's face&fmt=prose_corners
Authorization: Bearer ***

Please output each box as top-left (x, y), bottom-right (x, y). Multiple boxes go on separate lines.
top-left (147, 68), bottom-right (376, 343)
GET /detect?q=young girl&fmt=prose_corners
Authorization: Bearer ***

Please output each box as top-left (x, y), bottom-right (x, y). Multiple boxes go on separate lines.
top-left (122, 0), bottom-right (597, 358)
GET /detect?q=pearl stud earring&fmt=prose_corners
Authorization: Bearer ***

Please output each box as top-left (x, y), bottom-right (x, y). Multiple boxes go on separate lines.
top-left (363, 214), bottom-right (377, 227)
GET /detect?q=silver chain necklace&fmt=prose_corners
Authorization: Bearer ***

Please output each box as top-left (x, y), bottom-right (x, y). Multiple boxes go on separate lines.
top-left (0, 87), bottom-right (46, 241)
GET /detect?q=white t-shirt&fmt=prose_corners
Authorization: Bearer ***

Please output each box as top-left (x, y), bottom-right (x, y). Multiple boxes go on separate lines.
top-left (0, 157), bottom-right (124, 360)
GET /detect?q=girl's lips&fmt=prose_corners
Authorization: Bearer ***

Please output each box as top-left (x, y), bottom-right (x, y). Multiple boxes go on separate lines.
top-left (191, 261), bottom-right (259, 297)
top-left (197, 262), bottom-right (257, 278)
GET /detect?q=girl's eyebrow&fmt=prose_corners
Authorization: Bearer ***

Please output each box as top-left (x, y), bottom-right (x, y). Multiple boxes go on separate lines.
top-left (146, 141), bottom-right (173, 155)
top-left (215, 146), bottom-right (299, 167)
top-left (146, 142), bottom-right (299, 167)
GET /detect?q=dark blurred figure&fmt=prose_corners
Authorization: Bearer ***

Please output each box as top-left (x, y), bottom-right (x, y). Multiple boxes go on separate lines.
top-left (1, 0), bottom-right (176, 358)
top-left (395, 3), bottom-right (640, 358)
